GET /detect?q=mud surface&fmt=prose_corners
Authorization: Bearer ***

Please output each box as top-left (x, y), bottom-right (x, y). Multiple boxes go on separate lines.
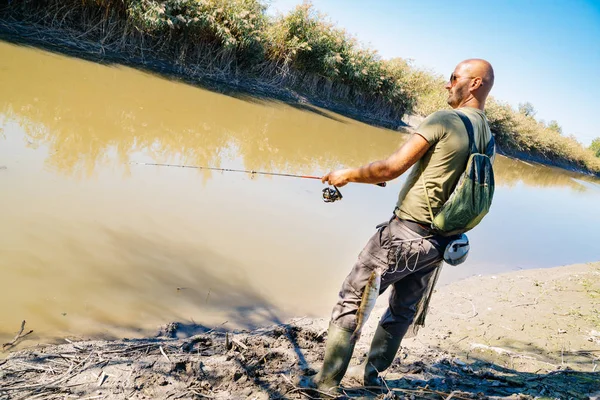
top-left (2, 262), bottom-right (599, 399)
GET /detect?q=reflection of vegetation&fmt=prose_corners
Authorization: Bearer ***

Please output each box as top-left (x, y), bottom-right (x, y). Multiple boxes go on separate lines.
top-left (493, 155), bottom-right (600, 191)
top-left (2, 42), bottom-right (599, 191)
top-left (0, 42), bottom-right (398, 178)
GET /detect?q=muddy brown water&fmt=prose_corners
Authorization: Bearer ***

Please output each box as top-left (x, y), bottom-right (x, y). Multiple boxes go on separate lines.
top-left (1, 41), bottom-right (599, 345)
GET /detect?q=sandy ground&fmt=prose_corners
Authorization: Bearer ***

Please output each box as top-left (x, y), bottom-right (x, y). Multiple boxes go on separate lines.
top-left (1, 262), bottom-right (599, 400)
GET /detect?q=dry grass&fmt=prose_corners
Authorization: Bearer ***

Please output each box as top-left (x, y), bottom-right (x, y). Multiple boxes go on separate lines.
top-left (486, 98), bottom-right (600, 173)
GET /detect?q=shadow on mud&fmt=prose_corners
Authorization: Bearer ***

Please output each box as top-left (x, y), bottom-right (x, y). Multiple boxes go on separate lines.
top-left (92, 227), bottom-right (297, 335)
top-left (340, 337), bottom-right (600, 399)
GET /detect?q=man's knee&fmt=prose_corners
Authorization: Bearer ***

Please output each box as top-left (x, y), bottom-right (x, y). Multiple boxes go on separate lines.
top-left (379, 316), bottom-right (412, 338)
top-left (330, 258), bottom-right (382, 331)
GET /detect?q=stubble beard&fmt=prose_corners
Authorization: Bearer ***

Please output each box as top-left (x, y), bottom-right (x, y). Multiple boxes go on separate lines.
top-left (447, 87), bottom-right (463, 109)
top-left (447, 91), bottom-right (458, 108)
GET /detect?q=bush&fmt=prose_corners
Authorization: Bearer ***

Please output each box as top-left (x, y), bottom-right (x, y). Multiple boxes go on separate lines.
top-left (486, 99), bottom-right (600, 173)
top-left (127, 0), bottom-right (267, 65)
top-left (386, 58), bottom-right (447, 116)
top-left (590, 138), bottom-right (600, 158)
top-left (265, 3), bottom-right (411, 118)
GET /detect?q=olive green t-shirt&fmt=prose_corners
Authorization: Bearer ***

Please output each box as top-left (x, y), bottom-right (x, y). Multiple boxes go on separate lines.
top-left (395, 107), bottom-right (494, 225)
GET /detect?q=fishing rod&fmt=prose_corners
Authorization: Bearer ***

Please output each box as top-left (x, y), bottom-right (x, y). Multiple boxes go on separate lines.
top-left (130, 161), bottom-right (386, 203)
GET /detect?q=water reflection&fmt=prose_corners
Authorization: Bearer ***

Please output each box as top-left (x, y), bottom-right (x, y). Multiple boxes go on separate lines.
top-left (0, 41), bottom-right (400, 181)
top-left (2, 42), bottom-right (600, 191)
top-left (494, 156), bottom-right (597, 191)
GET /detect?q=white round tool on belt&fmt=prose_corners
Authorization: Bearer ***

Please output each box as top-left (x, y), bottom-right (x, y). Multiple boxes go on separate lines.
top-left (443, 233), bottom-right (470, 266)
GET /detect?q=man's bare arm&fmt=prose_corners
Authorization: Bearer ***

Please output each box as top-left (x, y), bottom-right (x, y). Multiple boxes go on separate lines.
top-left (322, 134), bottom-right (431, 187)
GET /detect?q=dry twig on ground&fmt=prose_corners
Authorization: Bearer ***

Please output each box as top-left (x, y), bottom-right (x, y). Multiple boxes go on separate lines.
top-left (2, 320), bottom-right (33, 350)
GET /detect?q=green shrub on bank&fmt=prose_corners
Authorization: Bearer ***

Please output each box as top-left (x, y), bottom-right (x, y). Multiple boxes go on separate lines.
top-left (486, 98), bottom-right (600, 172)
top-left (127, 0), bottom-right (267, 64)
top-left (590, 138), bottom-right (600, 158)
top-left (265, 3), bottom-right (411, 118)
top-left (386, 58), bottom-right (448, 116)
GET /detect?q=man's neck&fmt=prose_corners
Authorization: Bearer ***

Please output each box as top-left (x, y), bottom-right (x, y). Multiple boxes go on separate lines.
top-left (459, 96), bottom-right (484, 111)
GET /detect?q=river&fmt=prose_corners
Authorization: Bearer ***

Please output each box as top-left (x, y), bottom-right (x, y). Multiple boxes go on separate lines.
top-left (1, 41), bottom-right (599, 344)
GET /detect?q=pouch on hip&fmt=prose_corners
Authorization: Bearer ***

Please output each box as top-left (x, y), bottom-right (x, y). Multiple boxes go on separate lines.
top-left (443, 234), bottom-right (470, 266)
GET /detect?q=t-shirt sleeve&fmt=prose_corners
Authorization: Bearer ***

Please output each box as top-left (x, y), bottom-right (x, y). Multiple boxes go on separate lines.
top-left (415, 110), bottom-right (450, 144)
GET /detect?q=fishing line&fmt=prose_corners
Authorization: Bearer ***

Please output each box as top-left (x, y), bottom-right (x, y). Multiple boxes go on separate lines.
top-left (130, 161), bottom-right (325, 181)
top-left (130, 161), bottom-right (386, 203)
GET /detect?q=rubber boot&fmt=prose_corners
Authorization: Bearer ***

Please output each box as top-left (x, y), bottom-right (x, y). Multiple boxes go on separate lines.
top-left (311, 322), bottom-right (356, 392)
top-left (347, 325), bottom-right (402, 387)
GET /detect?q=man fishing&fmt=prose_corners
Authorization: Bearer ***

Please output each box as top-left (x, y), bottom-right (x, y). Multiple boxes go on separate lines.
top-left (313, 59), bottom-right (496, 390)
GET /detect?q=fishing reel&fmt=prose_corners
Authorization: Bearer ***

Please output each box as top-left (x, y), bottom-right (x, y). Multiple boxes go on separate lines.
top-left (322, 186), bottom-right (343, 203)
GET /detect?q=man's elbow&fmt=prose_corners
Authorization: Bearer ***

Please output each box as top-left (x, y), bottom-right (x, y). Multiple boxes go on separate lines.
top-left (379, 162), bottom-right (403, 181)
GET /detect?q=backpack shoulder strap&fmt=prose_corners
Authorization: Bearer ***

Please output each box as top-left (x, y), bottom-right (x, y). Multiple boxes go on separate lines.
top-left (454, 110), bottom-right (478, 154)
top-left (456, 110), bottom-right (496, 157)
top-left (484, 131), bottom-right (496, 158)
top-left (420, 161), bottom-right (435, 223)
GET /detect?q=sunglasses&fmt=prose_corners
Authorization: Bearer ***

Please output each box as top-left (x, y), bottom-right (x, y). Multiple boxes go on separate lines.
top-left (450, 73), bottom-right (477, 84)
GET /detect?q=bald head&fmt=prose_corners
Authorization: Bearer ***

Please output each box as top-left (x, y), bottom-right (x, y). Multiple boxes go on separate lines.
top-left (446, 59), bottom-right (495, 110)
top-left (459, 58), bottom-right (494, 96)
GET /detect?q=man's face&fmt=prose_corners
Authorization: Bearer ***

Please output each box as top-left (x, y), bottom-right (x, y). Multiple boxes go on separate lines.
top-left (445, 66), bottom-right (473, 108)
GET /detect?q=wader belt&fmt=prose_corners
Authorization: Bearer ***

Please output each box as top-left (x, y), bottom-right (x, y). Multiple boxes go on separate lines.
top-left (394, 214), bottom-right (459, 254)
top-left (394, 216), bottom-right (433, 237)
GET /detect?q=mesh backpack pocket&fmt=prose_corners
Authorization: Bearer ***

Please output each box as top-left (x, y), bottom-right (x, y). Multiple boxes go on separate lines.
top-left (431, 152), bottom-right (494, 235)
top-left (422, 111), bottom-right (495, 236)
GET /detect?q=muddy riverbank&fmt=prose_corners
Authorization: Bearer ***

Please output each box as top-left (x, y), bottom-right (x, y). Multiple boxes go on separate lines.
top-left (2, 262), bottom-right (598, 399)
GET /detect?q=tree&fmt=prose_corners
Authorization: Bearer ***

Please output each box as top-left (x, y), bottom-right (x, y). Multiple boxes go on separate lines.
top-left (518, 102), bottom-right (536, 117)
top-left (590, 137), bottom-right (600, 157)
top-left (547, 120), bottom-right (562, 134)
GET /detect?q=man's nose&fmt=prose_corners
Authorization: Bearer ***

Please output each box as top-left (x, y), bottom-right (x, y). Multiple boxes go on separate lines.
top-left (444, 80), bottom-right (452, 90)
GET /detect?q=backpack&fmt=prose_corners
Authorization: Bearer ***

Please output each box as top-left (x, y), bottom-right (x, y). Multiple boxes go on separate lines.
top-left (422, 110), bottom-right (495, 236)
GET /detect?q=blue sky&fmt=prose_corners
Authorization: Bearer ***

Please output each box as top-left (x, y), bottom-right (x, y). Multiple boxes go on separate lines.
top-left (267, 0), bottom-right (600, 146)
